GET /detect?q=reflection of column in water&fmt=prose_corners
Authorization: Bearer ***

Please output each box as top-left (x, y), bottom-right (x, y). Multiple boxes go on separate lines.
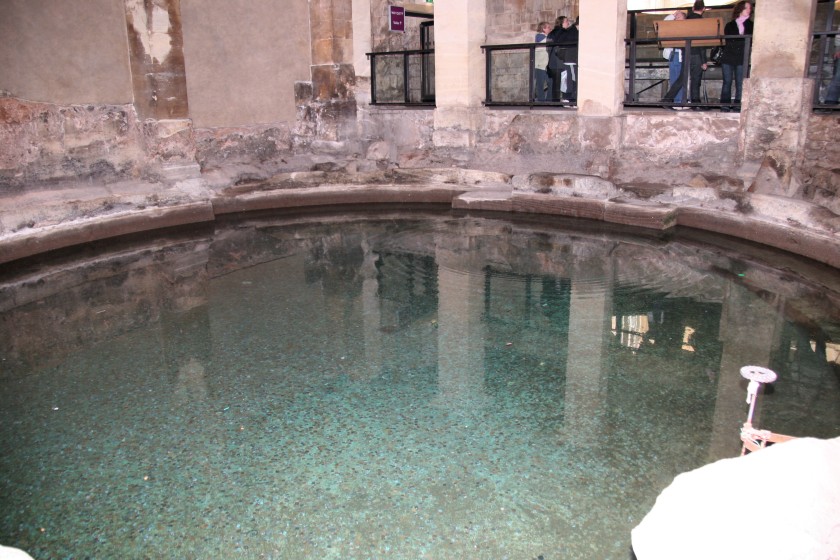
top-left (435, 250), bottom-right (486, 404)
top-left (162, 305), bottom-right (212, 403)
top-left (360, 240), bottom-right (383, 381)
top-left (707, 282), bottom-right (783, 460)
top-left (563, 262), bottom-right (612, 446)
top-left (176, 357), bottom-right (208, 402)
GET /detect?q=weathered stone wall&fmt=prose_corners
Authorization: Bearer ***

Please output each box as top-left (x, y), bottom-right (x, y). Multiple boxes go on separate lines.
top-left (801, 114), bottom-right (840, 215)
top-left (125, 0), bottom-right (189, 120)
top-left (486, 0), bottom-right (577, 42)
top-left (0, 96), bottom-right (145, 190)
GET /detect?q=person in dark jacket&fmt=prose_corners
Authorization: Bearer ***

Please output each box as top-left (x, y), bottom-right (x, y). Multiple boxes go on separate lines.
top-left (547, 16), bottom-right (578, 103)
top-left (662, 0), bottom-right (710, 110)
top-left (719, 1), bottom-right (754, 112)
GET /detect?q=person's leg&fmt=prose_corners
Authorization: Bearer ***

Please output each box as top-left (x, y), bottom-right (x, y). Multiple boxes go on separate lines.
top-left (663, 59), bottom-right (687, 102)
top-left (534, 68), bottom-right (548, 101)
top-left (720, 64), bottom-right (733, 111)
top-left (825, 59), bottom-right (840, 104)
top-left (733, 64), bottom-right (745, 111)
top-left (689, 52), bottom-right (704, 105)
top-left (565, 63), bottom-right (577, 102)
top-left (669, 52), bottom-right (685, 104)
top-left (549, 66), bottom-right (563, 101)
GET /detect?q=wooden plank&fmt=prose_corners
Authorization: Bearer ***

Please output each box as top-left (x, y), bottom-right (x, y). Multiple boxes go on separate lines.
top-left (655, 18), bottom-right (723, 47)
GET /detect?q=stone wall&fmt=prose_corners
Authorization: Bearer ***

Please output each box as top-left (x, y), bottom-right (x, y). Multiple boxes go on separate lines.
top-left (0, 96), bottom-right (145, 190)
top-left (486, 0), bottom-right (577, 43)
top-left (801, 114), bottom-right (840, 215)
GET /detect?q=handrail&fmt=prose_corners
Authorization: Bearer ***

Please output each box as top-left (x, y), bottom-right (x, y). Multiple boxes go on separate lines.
top-left (625, 34), bottom-right (752, 109)
top-left (811, 30), bottom-right (840, 112)
top-left (481, 40), bottom-right (580, 108)
top-left (366, 49), bottom-right (436, 106)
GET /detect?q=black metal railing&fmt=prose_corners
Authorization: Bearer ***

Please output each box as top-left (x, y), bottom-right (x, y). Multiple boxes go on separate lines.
top-left (810, 30), bottom-right (840, 113)
top-left (625, 34), bottom-right (751, 110)
top-left (481, 41), bottom-right (578, 108)
top-left (367, 49), bottom-right (435, 106)
top-left (368, 29), bottom-right (839, 113)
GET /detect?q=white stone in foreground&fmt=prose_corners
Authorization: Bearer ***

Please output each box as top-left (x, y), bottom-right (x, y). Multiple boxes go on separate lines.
top-left (0, 545), bottom-right (35, 560)
top-left (632, 436), bottom-right (840, 560)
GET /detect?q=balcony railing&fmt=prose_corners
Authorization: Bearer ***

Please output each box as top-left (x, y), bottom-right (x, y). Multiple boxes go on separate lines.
top-left (367, 49), bottom-right (435, 106)
top-left (624, 34), bottom-right (751, 110)
top-left (481, 41), bottom-right (578, 108)
top-left (811, 30), bottom-right (840, 113)
top-left (368, 30), bottom-right (838, 113)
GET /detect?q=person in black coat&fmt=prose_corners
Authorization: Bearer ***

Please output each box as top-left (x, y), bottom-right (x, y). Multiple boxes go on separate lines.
top-left (662, 0), bottom-right (710, 110)
top-left (547, 16), bottom-right (578, 103)
top-left (719, 1), bottom-right (754, 112)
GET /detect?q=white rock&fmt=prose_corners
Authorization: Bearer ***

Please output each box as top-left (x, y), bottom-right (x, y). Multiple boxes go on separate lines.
top-left (632, 436), bottom-right (840, 560)
top-left (0, 545), bottom-right (35, 560)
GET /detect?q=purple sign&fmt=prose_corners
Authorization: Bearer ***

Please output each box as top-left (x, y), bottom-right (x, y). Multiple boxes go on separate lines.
top-left (389, 6), bottom-right (405, 32)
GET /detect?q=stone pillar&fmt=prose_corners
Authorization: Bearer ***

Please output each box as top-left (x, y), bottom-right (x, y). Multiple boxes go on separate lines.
top-left (124, 0), bottom-right (189, 120)
top-left (432, 0), bottom-right (487, 148)
top-left (742, 0), bottom-right (818, 195)
top-left (124, 0), bottom-right (197, 176)
top-left (310, 0), bottom-right (355, 100)
top-left (577, 0), bottom-right (627, 116)
top-left (308, 0), bottom-right (358, 143)
top-left (352, 0), bottom-right (373, 79)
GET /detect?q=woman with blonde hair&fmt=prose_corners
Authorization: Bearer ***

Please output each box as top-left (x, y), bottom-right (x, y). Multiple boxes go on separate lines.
top-left (719, 1), bottom-right (753, 112)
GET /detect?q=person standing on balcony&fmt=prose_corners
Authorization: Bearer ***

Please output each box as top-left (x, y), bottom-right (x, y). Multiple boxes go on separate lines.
top-left (547, 16), bottom-right (578, 104)
top-left (662, 0), bottom-right (710, 111)
top-left (662, 10), bottom-right (687, 109)
top-left (534, 21), bottom-right (553, 102)
top-left (719, 1), bottom-right (754, 112)
top-left (564, 17), bottom-right (579, 105)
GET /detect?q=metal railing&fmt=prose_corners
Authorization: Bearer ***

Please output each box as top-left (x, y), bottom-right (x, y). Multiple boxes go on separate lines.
top-left (811, 30), bottom-right (840, 113)
top-left (625, 34), bottom-right (751, 110)
top-left (367, 49), bottom-right (435, 106)
top-left (367, 30), bottom-right (839, 113)
top-left (481, 41), bottom-right (578, 108)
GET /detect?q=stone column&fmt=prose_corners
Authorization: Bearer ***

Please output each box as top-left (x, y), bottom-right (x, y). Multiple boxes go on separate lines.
top-left (124, 0), bottom-right (196, 177)
top-left (308, 0), bottom-right (358, 143)
top-left (577, 0), bottom-right (627, 116)
top-left (124, 0), bottom-right (189, 120)
top-left (742, 0), bottom-right (818, 195)
top-left (352, 0), bottom-right (373, 79)
top-left (432, 0), bottom-right (487, 148)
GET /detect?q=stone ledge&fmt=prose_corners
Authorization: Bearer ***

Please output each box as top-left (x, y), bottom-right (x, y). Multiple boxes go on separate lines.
top-left (0, 203), bottom-right (214, 265)
top-left (0, 170), bottom-right (837, 269)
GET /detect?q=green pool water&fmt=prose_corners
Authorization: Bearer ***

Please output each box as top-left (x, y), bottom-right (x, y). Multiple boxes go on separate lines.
top-left (1, 211), bottom-right (838, 559)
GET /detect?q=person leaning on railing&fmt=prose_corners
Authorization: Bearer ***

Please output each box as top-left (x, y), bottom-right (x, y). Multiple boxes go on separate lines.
top-left (662, 0), bottom-right (711, 111)
top-left (719, 1), bottom-right (754, 112)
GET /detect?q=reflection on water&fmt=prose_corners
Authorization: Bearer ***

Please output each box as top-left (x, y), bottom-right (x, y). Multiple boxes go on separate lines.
top-left (1, 212), bottom-right (839, 559)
